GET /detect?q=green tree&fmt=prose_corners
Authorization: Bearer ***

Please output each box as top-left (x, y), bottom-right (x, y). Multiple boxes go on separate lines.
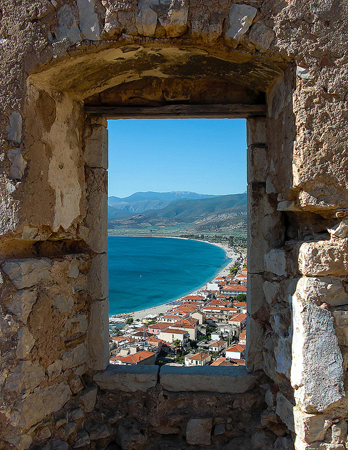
top-left (125, 318), bottom-right (133, 325)
top-left (173, 339), bottom-right (181, 347)
top-left (235, 294), bottom-right (246, 302)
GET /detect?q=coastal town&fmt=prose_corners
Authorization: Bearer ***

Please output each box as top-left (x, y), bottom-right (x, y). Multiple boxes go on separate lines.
top-left (108, 246), bottom-right (248, 367)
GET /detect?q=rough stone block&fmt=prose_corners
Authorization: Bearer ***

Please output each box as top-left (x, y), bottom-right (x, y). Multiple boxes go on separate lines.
top-left (74, 430), bottom-right (90, 448)
top-left (5, 435), bottom-right (32, 450)
top-left (47, 359), bottom-right (63, 380)
top-left (7, 148), bottom-right (27, 179)
top-left (65, 314), bottom-right (88, 337)
top-left (85, 168), bottom-right (108, 253)
top-left (2, 259), bottom-right (51, 289)
top-left (158, 2), bottom-right (188, 38)
top-left (247, 145), bottom-right (268, 183)
top-left (87, 253), bottom-right (108, 300)
top-left (186, 418), bottom-right (213, 445)
top-left (225, 4), bottom-right (257, 41)
top-left (6, 289), bottom-right (37, 323)
top-left (328, 220), bottom-right (348, 239)
top-left (84, 125), bottom-right (108, 169)
top-left (10, 382), bottom-right (71, 430)
top-left (16, 326), bottom-right (35, 359)
top-left (263, 281), bottom-right (280, 305)
top-left (6, 111), bottom-right (22, 144)
top-left (62, 343), bottom-right (87, 370)
top-left (79, 386), bottom-right (98, 412)
top-left (77, 0), bottom-right (100, 41)
top-left (247, 117), bottom-right (267, 146)
top-left (160, 366), bottom-right (257, 394)
top-left (264, 249), bottom-right (287, 276)
top-left (299, 239), bottom-right (348, 276)
top-left (246, 316), bottom-right (264, 372)
top-left (292, 288), bottom-right (344, 412)
top-left (276, 392), bottom-right (295, 432)
top-left (94, 364), bottom-right (159, 392)
top-left (55, 5), bottom-right (81, 44)
top-left (87, 298), bottom-right (109, 371)
top-left (247, 273), bottom-right (266, 317)
top-left (249, 21), bottom-right (275, 50)
top-left (331, 421), bottom-right (347, 444)
top-left (293, 408), bottom-right (327, 443)
top-left (5, 361), bottom-right (46, 393)
top-left (295, 277), bottom-right (348, 307)
top-left (136, 5), bottom-right (157, 37)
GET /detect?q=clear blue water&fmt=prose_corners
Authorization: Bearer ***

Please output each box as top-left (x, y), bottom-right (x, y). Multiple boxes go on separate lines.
top-left (108, 236), bottom-right (230, 315)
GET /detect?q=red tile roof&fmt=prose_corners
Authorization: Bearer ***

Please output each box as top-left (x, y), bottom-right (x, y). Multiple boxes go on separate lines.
top-left (221, 285), bottom-right (247, 292)
top-left (160, 328), bottom-right (189, 335)
top-left (115, 350), bottom-right (155, 364)
top-left (211, 357), bottom-right (235, 367)
top-left (209, 340), bottom-right (227, 348)
top-left (229, 313), bottom-right (247, 323)
top-left (226, 344), bottom-right (246, 353)
top-left (189, 352), bottom-right (211, 361)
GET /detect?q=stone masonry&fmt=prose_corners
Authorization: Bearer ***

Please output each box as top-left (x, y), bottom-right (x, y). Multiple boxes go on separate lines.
top-left (0, 0), bottom-right (348, 449)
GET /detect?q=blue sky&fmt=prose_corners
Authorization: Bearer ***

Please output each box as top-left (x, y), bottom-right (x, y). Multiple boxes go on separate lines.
top-left (108, 119), bottom-right (247, 198)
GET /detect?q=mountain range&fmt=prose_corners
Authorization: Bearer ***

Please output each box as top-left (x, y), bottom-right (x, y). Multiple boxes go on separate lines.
top-left (108, 191), bottom-right (247, 236)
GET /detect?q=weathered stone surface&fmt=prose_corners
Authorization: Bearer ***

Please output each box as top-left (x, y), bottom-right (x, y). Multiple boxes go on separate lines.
top-left (10, 382), bottom-right (71, 429)
top-left (85, 168), bottom-right (108, 253)
top-left (186, 418), bottom-right (213, 445)
top-left (160, 366), bottom-right (257, 393)
top-left (328, 220), bottom-right (348, 239)
top-left (293, 408), bottom-right (327, 443)
top-left (331, 421), bottom-right (347, 444)
top-left (299, 240), bottom-right (348, 276)
top-left (79, 386), bottom-right (98, 413)
top-left (62, 422), bottom-right (77, 438)
top-left (94, 364), bottom-right (159, 392)
top-left (6, 289), bottom-right (37, 323)
top-left (225, 4), bottom-right (257, 42)
top-left (296, 66), bottom-right (310, 80)
top-left (247, 117), bottom-right (266, 146)
top-left (246, 316), bottom-right (264, 372)
top-left (276, 392), bottom-right (295, 432)
top-left (65, 314), bottom-right (88, 337)
top-left (53, 294), bottom-right (74, 314)
top-left (247, 273), bottom-right (266, 316)
top-left (116, 418), bottom-right (147, 449)
top-left (55, 5), bottom-right (81, 44)
top-left (251, 430), bottom-right (276, 449)
top-left (295, 277), bottom-right (348, 308)
top-left (214, 423), bottom-right (226, 436)
top-left (263, 281), bottom-right (280, 306)
top-left (264, 249), bottom-right (287, 276)
top-left (77, 0), bottom-right (100, 40)
top-left (36, 426), bottom-right (52, 441)
top-left (7, 148), bottom-right (27, 179)
top-left (84, 125), bottom-right (108, 169)
top-left (87, 253), bottom-right (108, 300)
top-left (6, 111), bottom-right (22, 144)
top-left (89, 424), bottom-right (112, 440)
top-left (2, 259), bottom-right (51, 289)
top-left (249, 21), bottom-right (275, 50)
top-left (69, 377), bottom-right (84, 394)
top-left (16, 326), bottom-right (35, 359)
top-left (68, 264), bottom-right (79, 278)
top-left (291, 288), bottom-right (344, 412)
top-left (74, 430), bottom-right (90, 448)
top-left (69, 408), bottom-right (85, 421)
top-left (62, 343), bottom-right (87, 370)
top-left (136, 4), bottom-right (157, 37)
top-left (247, 145), bottom-right (268, 184)
top-left (87, 298), bottom-right (109, 370)
top-left (5, 361), bottom-right (46, 393)
top-left (5, 434), bottom-right (32, 450)
top-left (274, 436), bottom-right (294, 450)
top-left (48, 359), bottom-right (63, 380)
top-left (158, 1), bottom-right (188, 38)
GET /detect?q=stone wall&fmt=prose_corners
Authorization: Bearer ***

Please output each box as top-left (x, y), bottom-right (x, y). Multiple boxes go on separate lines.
top-left (0, 0), bottom-right (348, 449)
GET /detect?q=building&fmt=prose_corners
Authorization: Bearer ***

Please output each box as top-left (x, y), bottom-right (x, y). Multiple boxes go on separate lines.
top-left (191, 311), bottom-right (205, 324)
top-left (226, 344), bottom-right (246, 360)
top-left (113, 350), bottom-right (156, 366)
top-left (185, 352), bottom-right (212, 366)
top-left (202, 306), bottom-right (239, 323)
top-left (148, 322), bottom-right (170, 335)
top-left (239, 330), bottom-right (246, 345)
top-left (158, 328), bottom-right (190, 345)
top-left (209, 340), bottom-right (228, 353)
top-left (220, 285), bottom-right (247, 297)
top-left (229, 313), bottom-right (247, 334)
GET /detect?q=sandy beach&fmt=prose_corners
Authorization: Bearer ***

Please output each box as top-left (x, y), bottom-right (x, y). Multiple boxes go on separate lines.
top-left (109, 239), bottom-right (245, 322)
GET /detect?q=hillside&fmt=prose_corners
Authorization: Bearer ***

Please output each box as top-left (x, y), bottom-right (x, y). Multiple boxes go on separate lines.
top-left (108, 192), bottom-right (247, 237)
top-left (108, 191), bottom-right (217, 216)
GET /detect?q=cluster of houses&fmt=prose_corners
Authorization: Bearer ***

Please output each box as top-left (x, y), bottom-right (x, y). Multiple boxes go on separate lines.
top-left (109, 261), bottom-right (248, 367)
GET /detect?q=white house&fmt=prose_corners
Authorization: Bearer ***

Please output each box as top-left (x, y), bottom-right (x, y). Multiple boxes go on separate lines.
top-left (158, 328), bottom-right (190, 345)
top-left (225, 344), bottom-right (246, 359)
top-left (185, 352), bottom-right (212, 366)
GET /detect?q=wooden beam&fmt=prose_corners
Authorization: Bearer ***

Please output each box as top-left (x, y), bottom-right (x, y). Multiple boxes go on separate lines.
top-left (84, 104), bottom-right (267, 119)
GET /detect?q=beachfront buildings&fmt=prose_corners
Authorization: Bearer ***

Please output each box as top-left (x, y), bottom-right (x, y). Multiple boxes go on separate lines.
top-left (109, 255), bottom-right (248, 367)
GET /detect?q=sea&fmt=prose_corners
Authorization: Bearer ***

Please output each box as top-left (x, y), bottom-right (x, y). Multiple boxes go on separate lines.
top-left (108, 236), bottom-right (230, 316)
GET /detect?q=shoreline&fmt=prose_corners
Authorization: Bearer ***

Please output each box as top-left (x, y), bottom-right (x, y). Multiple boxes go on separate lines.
top-left (108, 236), bottom-right (243, 322)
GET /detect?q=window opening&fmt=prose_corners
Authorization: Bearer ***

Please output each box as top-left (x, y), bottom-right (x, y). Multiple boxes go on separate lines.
top-left (107, 118), bottom-right (248, 368)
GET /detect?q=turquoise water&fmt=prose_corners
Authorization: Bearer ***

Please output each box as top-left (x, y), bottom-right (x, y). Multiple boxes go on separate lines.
top-left (108, 236), bottom-right (230, 315)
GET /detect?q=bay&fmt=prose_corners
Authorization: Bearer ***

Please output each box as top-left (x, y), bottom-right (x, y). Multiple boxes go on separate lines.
top-left (108, 236), bottom-right (230, 316)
